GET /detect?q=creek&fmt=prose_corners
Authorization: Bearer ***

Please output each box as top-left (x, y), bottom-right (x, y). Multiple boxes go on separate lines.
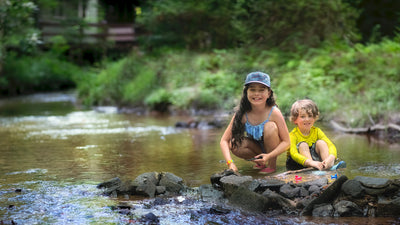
top-left (0, 92), bottom-right (399, 224)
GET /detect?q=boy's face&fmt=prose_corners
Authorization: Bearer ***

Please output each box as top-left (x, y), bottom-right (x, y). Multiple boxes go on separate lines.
top-left (294, 109), bottom-right (316, 133)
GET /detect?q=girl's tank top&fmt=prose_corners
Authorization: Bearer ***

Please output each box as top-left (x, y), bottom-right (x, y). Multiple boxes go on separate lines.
top-left (244, 106), bottom-right (275, 141)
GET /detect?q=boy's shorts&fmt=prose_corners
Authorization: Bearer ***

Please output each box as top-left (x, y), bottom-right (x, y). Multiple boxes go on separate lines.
top-left (286, 142), bottom-right (322, 170)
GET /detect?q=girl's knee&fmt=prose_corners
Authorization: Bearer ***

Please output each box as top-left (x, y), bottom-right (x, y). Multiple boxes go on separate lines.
top-left (263, 121), bottom-right (278, 138)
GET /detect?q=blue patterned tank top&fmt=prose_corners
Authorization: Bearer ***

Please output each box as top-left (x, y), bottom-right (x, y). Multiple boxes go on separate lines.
top-left (244, 106), bottom-right (275, 141)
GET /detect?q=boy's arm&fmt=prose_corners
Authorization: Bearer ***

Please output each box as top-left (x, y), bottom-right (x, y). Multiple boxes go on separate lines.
top-left (289, 132), bottom-right (308, 166)
top-left (317, 128), bottom-right (337, 158)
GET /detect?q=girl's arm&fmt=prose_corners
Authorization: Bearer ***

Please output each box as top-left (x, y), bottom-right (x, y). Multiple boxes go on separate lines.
top-left (255, 107), bottom-right (290, 161)
top-left (220, 115), bottom-right (238, 172)
top-left (270, 107), bottom-right (290, 157)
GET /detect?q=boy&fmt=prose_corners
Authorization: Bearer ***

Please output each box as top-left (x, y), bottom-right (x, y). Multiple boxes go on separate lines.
top-left (286, 99), bottom-right (337, 171)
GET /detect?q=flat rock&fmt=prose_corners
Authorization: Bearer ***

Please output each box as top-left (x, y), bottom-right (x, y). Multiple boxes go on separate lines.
top-left (354, 176), bottom-right (391, 189)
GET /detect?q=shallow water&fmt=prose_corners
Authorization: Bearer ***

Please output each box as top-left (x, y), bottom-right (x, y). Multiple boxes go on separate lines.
top-left (0, 92), bottom-right (399, 224)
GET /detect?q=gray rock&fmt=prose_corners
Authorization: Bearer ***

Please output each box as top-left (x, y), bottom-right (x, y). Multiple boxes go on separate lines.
top-left (97, 177), bottom-right (123, 196)
top-left (228, 186), bottom-right (294, 213)
top-left (280, 184), bottom-right (300, 198)
top-left (376, 196), bottom-right (400, 216)
top-left (302, 175), bottom-right (348, 216)
top-left (252, 178), bottom-right (285, 193)
top-left (199, 184), bottom-right (225, 203)
top-left (354, 176), bottom-right (391, 189)
top-left (302, 177), bottom-right (328, 189)
top-left (220, 175), bottom-right (253, 197)
top-left (299, 187), bottom-right (309, 197)
top-left (159, 172), bottom-right (186, 194)
top-left (210, 170), bottom-right (238, 190)
top-left (132, 172), bottom-right (159, 197)
top-left (312, 204), bottom-right (334, 217)
top-left (97, 177), bottom-right (122, 189)
top-left (334, 200), bottom-right (363, 216)
top-left (308, 185), bottom-right (321, 194)
top-left (341, 180), bottom-right (365, 198)
top-left (156, 186), bottom-right (166, 195)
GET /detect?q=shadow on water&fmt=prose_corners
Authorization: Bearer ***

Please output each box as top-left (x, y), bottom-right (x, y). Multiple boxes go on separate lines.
top-left (0, 92), bottom-right (399, 224)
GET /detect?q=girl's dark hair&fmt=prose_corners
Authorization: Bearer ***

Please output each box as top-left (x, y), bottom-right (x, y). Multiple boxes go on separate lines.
top-left (230, 85), bottom-right (276, 149)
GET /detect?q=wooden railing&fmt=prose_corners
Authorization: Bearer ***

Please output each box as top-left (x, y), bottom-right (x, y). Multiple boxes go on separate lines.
top-left (39, 20), bottom-right (136, 45)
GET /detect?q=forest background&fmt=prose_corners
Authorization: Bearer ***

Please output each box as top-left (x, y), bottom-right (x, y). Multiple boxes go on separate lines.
top-left (1, 0), bottom-right (400, 128)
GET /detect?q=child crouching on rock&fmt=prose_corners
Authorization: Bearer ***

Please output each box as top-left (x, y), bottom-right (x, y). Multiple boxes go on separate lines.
top-left (286, 99), bottom-right (337, 171)
top-left (220, 72), bottom-right (290, 174)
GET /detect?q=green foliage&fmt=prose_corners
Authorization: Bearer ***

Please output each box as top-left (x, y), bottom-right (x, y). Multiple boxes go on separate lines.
top-left (2, 52), bottom-right (79, 95)
top-left (137, 0), bottom-right (359, 51)
top-left (144, 88), bottom-right (172, 112)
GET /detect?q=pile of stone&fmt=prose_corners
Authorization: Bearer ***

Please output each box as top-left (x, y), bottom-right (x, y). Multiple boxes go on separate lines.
top-left (97, 172), bottom-right (186, 198)
top-left (207, 170), bottom-right (400, 217)
top-left (97, 170), bottom-right (400, 217)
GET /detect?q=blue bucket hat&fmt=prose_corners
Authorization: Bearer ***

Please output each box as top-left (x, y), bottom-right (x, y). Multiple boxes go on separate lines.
top-left (244, 72), bottom-right (270, 87)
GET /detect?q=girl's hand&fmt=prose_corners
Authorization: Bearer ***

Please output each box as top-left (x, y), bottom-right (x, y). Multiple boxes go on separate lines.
top-left (228, 162), bottom-right (238, 172)
top-left (253, 154), bottom-right (268, 165)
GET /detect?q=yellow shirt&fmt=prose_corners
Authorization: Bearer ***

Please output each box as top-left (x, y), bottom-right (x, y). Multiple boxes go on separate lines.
top-left (288, 126), bottom-right (337, 166)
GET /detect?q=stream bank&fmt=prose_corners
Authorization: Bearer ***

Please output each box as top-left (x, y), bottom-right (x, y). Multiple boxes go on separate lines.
top-left (96, 170), bottom-right (400, 224)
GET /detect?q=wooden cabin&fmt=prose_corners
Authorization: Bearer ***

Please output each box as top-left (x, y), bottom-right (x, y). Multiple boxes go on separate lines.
top-left (38, 0), bottom-right (140, 48)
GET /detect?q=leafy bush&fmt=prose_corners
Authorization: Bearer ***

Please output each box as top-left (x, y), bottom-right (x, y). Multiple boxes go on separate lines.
top-left (2, 52), bottom-right (78, 95)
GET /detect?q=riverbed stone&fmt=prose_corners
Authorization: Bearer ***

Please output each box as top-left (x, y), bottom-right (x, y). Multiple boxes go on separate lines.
top-left (220, 175), bottom-right (253, 197)
top-left (341, 179), bottom-right (365, 198)
top-left (312, 203), bottom-right (334, 217)
top-left (262, 189), bottom-right (296, 210)
top-left (210, 169), bottom-right (237, 190)
top-left (302, 175), bottom-right (348, 216)
top-left (132, 172), bottom-right (159, 197)
top-left (159, 172), bottom-right (186, 194)
top-left (302, 177), bottom-right (328, 189)
top-left (308, 185), bottom-right (321, 195)
top-left (253, 178), bottom-right (285, 193)
top-left (299, 187), bottom-right (309, 197)
top-left (199, 184), bottom-right (225, 203)
top-left (97, 177), bottom-right (123, 196)
top-left (334, 200), bottom-right (363, 216)
top-left (376, 196), bottom-right (400, 216)
top-left (229, 186), bottom-right (294, 213)
top-left (280, 183), bottom-right (300, 199)
top-left (354, 176), bottom-right (391, 189)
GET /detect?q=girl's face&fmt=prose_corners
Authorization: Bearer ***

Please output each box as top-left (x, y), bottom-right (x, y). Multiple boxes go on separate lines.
top-left (246, 83), bottom-right (270, 106)
top-left (294, 109), bottom-right (316, 134)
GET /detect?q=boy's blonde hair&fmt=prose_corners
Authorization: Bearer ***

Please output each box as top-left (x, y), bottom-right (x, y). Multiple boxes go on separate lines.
top-left (290, 99), bottom-right (320, 123)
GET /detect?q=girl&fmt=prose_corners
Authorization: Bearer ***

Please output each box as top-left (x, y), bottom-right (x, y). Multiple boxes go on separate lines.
top-left (286, 99), bottom-right (337, 171)
top-left (220, 72), bottom-right (290, 174)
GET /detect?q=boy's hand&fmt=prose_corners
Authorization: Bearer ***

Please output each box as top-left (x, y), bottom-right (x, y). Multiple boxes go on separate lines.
top-left (322, 155), bottom-right (336, 170)
top-left (309, 160), bottom-right (325, 170)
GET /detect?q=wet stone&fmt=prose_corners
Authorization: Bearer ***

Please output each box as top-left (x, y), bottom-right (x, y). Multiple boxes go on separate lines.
top-left (302, 177), bottom-right (328, 189)
top-left (253, 178), bottom-right (285, 193)
top-left (280, 184), bottom-right (300, 199)
top-left (342, 180), bottom-right (365, 198)
top-left (354, 176), bottom-right (391, 189)
top-left (308, 185), bottom-right (321, 195)
top-left (199, 184), bottom-right (225, 203)
top-left (220, 175), bottom-right (253, 196)
top-left (312, 203), bottom-right (334, 217)
top-left (376, 196), bottom-right (400, 216)
top-left (334, 200), bottom-right (363, 217)
top-left (140, 212), bottom-right (160, 224)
